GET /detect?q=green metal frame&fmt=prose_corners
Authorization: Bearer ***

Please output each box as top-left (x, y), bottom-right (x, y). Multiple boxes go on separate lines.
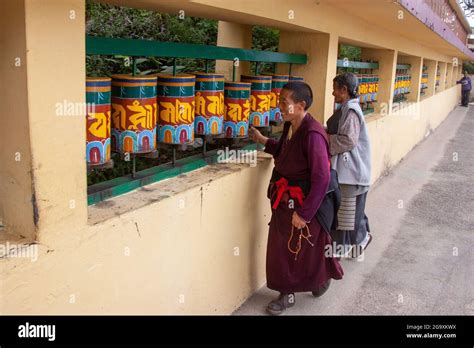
top-left (86, 36), bottom-right (307, 64)
top-left (336, 59), bottom-right (379, 69)
top-left (396, 64), bottom-right (411, 70)
top-left (363, 107), bottom-right (375, 116)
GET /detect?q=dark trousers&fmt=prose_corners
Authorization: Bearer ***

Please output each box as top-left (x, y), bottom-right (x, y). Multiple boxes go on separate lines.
top-left (461, 90), bottom-right (470, 106)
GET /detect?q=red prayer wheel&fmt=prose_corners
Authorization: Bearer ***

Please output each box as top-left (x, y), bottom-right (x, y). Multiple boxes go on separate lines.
top-left (223, 81), bottom-right (251, 138)
top-left (240, 75), bottom-right (272, 127)
top-left (194, 73), bottom-right (225, 136)
top-left (86, 77), bottom-right (112, 166)
top-left (111, 74), bottom-right (158, 154)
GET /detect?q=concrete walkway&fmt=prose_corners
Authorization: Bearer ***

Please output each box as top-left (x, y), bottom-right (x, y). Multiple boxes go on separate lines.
top-left (234, 105), bottom-right (474, 315)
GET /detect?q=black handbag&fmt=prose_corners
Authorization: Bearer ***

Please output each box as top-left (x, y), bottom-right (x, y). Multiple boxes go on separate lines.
top-left (267, 168), bottom-right (341, 234)
top-left (315, 169), bottom-right (341, 234)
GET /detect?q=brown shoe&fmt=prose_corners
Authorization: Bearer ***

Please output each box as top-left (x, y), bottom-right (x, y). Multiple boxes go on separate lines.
top-left (266, 293), bottom-right (295, 315)
top-left (312, 279), bottom-right (331, 297)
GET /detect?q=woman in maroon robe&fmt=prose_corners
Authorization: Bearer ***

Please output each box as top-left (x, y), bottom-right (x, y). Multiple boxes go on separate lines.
top-left (249, 82), bottom-right (344, 315)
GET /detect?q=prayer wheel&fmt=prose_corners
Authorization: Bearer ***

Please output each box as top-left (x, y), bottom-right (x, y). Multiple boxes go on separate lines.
top-left (358, 74), bottom-right (368, 103)
top-left (364, 75), bottom-right (371, 102)
top-left (240, 75), bottom-right (272, 127)
top-left (157, 74), bottom-right (196, 144)
top-left (111, 74), bottom-right (158, 154)
top-left (264, 74), bottom-right (289, 123)
top-left (194, 73), bottom-right (225, 136)
top-left (86, 77), bottom-right (112, 166)
top-left (223, 82), bottom-right (251, 138)
top-left (394, 75), bottom-right (400, 97)
top-left (289, 76), bottom-right (304, 82)
top-left (357, 74), bottom-right (363, 103)
top-left (373, 75), bottom-right (379, 101)
top-left (367, 75), bottom-right (376, 102)
top-left (421, 73), bottom-right (428, 89)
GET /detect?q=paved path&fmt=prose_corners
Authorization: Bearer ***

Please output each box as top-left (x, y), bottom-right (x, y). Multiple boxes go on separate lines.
top-left (234, 105), bottom-right (474, 315)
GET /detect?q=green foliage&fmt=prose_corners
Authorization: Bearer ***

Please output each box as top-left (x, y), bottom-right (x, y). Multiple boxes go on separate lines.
top-left (86, 0), bottom-right (218, 76)
top-left (86, 0), bottom-right (280, 77)
top-left (338, 44), bottom-right (361, 61)
top-left (462, 61), bottom-right (474, 74)
top-left (251, 26), bottom-right (280, 74)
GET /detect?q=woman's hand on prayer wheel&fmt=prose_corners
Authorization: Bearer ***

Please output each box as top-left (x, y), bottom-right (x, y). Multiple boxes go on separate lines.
top-left (249, 126), bottom-right (266, 144)
top-left (292, 211), bottom-right (307, 229)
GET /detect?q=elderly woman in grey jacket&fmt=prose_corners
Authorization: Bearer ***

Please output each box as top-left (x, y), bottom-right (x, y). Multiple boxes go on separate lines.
top-left (326, 73), bottom-right (372, 258)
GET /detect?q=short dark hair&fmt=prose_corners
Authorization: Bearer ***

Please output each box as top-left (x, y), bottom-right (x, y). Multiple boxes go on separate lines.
top-left (333, 72), bottom-right (359, 99)
top-left (282, 81), bottom-right (313, 111)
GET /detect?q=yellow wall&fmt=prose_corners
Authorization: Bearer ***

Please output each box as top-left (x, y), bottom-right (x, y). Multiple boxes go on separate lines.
top-left (215, 21), bottom-right (251, 80)
top-left (367, 86), bottom-right (459, 182)
top-left (23, 0), bottom-right (88, 242)
top-left (446, 63), bottom-right (453, 88)
top-left (0, 0), bottom-right (36, 241)
top-left (278, 31), bottom-right (339, 123)
top-left (1, 158), bottom-right (274, 314)
top-left (438, 62), bottom-right (448, 92)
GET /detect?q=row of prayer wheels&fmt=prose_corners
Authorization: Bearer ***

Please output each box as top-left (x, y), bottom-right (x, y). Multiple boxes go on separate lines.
top-left (420, 73), bottom-right (429, 90)
top-left (357, 74), bottom-right (379, 104)
top-left (394, 74), bottom-right (411, 96)
top-left (85, 73), bottom-right (303, 166)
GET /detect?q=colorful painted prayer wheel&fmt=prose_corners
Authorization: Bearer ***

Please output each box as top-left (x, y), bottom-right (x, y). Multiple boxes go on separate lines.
top-left (357, 74), bottom-right (363, 103)
top-left (111, 74), bottom-right (157, 154)
top-left (394, 75), bottom-right (399, 96)
top-left (240, 75), bottom-right (272, 127)
top-left (86, 77), bottom-right (112, 166)
top-left (194, 73), bottom-right (225, 136)
top-left (157, 74), bottom-right (196, 144)
top-left (367, 75), bottom-right (375, 102)
top-left (358, 74), bottom-right (367, 103)
top-left (373, 75), bottom-right (379, 101)
top-left (223, 82), bottom-right (251, 138)
top-left (264, 74), bottom-right (289, 123)
top-left (289, 76), bottom-right (304, 82)
top-left (364, 75), bottom-right (371, 102)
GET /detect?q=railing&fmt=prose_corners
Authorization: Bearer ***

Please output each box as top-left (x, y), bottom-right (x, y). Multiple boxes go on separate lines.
top-left (87, 36), bottom-right (307, 78)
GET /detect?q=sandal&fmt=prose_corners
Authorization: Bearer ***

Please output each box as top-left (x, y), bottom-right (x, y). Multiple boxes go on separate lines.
top-left (312, 279), bottom-right (331, 297)
top-left (266, 293), bottom-right (295, 315)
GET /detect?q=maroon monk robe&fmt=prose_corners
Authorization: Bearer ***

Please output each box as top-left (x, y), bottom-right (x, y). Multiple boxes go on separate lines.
top-left (264, 113), bottom-right (344, 293)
